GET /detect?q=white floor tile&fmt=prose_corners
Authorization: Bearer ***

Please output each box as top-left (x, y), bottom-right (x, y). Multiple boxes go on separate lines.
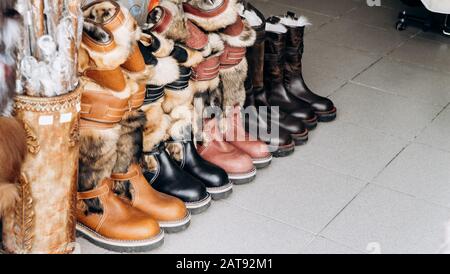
top-left (322, 184), bottom-right (450, 254)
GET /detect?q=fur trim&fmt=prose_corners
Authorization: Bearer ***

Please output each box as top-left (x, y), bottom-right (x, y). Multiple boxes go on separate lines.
top-left (81, 21), bottom-right (130, 69)
top-left (147, 56), bottom-right (180, 86)
top-left (207, 33), bottom-right (225, 56)
top-left (179, 46), bottom-right (204, 67)
top-left (265, 22), bottom-right (287, 34)
top-left (166, 142), bottom-right (183, 162)
top-left (157, 0), bottom-right (190, 42)
top-left (279, 15), bottom-right (311, 27)
top-left (237, 3), bottom-right (262, 27)
top-left (78, 126), bottom-right (121, 214)
top-left (220, 20), bottom-right (256, 48)
top-left (142, 102), bottom-right (171, 151)
top-left (0, 117), bottom-right (26, 216)
top-left (189, 76), bottom-right (220, 94)
top-left (113, 110), bottom-right (147, 174)
top-left (184, 0), bottom-right (238, 31)
top-left (150, 32), bottom-right (175, 58)
top-left (220, 58), bottom-right (247, 108)
top-left (163, 87), bottom-right (195, 114)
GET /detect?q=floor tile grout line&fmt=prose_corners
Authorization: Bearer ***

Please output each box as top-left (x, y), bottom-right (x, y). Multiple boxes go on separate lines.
top-left (365, 182), bottom-right (450, 211)
top-left (316, 182), bottom-right (370, 235)
top-left (370, 143), bottom-right (411, 182)
top-left (347, 79), bottom-right (448, 108)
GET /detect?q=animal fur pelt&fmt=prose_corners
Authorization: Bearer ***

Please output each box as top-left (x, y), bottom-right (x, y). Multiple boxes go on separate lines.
top-left (78, 126), bottom-right (121, 214)
top-left (0, 117), bottom-right (26, 216)
top-left (0, 0), bottom-right (26, 217)
top-left (112, 110), bottom-right (146, 200)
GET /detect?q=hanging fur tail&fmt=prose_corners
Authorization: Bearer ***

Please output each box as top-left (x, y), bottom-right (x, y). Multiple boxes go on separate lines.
top-left (0, 117), bottom-right (27, 216)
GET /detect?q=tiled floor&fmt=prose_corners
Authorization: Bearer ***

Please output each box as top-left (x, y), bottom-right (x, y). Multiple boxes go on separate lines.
top-left (80, 0), bottom-right (450, 254)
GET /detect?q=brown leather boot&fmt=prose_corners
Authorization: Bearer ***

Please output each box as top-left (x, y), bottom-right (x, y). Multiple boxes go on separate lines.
top-left (242, 3), bottom-right (308, 149)
top-left (76, 179), bottom-right (164, 253)
top-left (197, 118), bottom-right (256, 185)
top-left (224, 105), bottom-right (272, 169)
top-left (111, 164), bottom-right (191, 233)
top-left (264, 17), bottom-right (318, 130)
top-left (280, 12), bottom-right (337, 122)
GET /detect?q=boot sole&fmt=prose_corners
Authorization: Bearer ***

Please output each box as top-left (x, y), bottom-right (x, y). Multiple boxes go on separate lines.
top-left (76, 223), bottom-right (165, 253)
top-left (159, 212), bottom-right (192, 234)
top-left (185, 194), bottom-right (212, 215)
top-left (270, 142), bottom-right (296, 158)
top-left (316, 108), bottom-right (337, 122)
top-left (253, 155), bottom-right (273, 169)
top-left (291, 130), bottom-right (309, 146)
top-left (207, 182), bottom-right (234, 201)
top-left (229, 168), bottom-right (257, 185)
top-left (303, 116), bottom-right (318, 131)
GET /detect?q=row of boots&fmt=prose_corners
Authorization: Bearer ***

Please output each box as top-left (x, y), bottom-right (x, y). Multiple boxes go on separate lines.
top-left (75, 0), bottom-right (336, 253)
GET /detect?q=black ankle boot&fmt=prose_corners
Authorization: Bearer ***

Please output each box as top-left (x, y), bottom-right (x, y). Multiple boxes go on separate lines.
top-left (166, 138), bottom-right (233, 200)
top-left (280, 12), bottom-right (337, 122)
top-left (143, 143), bottom-right (211, 214)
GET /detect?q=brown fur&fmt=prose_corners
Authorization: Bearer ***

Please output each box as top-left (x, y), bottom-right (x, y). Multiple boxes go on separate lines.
top-left (78, 126), bottom-right (120, 214)
top-left (142, 100), bottom-right (171, 152)
top-left (166, 142), bottom-right (183, 162)
top-left (220, 58), bottom-right (248, 109)
top-left (0, 117), bottom-right (26, 216)
top-left (112, 110), bottom-right (146, 200)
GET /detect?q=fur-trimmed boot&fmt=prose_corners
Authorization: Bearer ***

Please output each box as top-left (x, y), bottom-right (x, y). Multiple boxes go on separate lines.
top-left (240, 2), bottom-right (306, 155)
top-left (264, 17), bottom-right (318, 130)
top-left (77, 21), bottom-right (164, 252)
top-left (279, 12), bottom-right (337, 122)
top-left (138, 35), bottom-right (211, 215)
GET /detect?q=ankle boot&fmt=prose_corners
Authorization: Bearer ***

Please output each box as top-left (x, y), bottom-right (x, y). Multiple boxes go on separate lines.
top-left (224, 105), bottom-right (273, 168)
top-left (166, 137), bottom-right (233, 200)
top-left (197, 118), bottom-right (256, 185)
top-left (111, 164), bottom-right (191, 233)
top-left (280, 13), bottom-right (337, 122)
top-left (76, 179), bottom-right (164, 253)
top-left (264, 17), bottom-right (318, 130)
top-left (242, 2), bottom-right (308, 147)
top-left (143, 142), bottom-right (211, 215)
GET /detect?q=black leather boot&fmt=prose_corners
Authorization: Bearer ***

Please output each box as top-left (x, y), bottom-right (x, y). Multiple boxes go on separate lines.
top-left (280, 12), bottom-right (337, 122)
top-left (264, 17), bottom-right (318, 130)
top-left (166, 138), bottom-right (233, 200)
top-left (143, 143), bottom-right (211, 215)
top-left (243, 2), bottom-right (308, 148)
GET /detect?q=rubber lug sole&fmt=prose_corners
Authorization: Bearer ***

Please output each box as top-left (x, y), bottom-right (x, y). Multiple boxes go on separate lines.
top-left (316, 108), bottom-right (337, 122)
top-left (229, 168), bottom-right (257, 185)
top-left (207, 182), bottom-right (233, 200)
top-left (159, 212), bottom-right (192, 234)
top-left (76, 223), bottom-right (165, 253)
top-left (291, 130), bottom-right (309, 146)
top-left (253, 155), bottom-right (273, 169)
top-left (185, 194), bottom-right (212, 215)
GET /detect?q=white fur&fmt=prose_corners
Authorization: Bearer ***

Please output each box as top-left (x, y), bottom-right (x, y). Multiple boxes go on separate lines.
top-left (151, 32), bottom-right (175, 58)
top-left (279, 15), bottom-right (311, 27)
top-left (265, 22), bottom-right (287, 34)
top-left (81, 42), bottom-right (130, 69)
top-left (184, 0), bottom-right (238, 32)
top-left (148, 56), bottom-right (180, 86)
top-left (236, 3), bottom-right (262, 27)
top-left (220, 20), bottom-right (256, 48)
